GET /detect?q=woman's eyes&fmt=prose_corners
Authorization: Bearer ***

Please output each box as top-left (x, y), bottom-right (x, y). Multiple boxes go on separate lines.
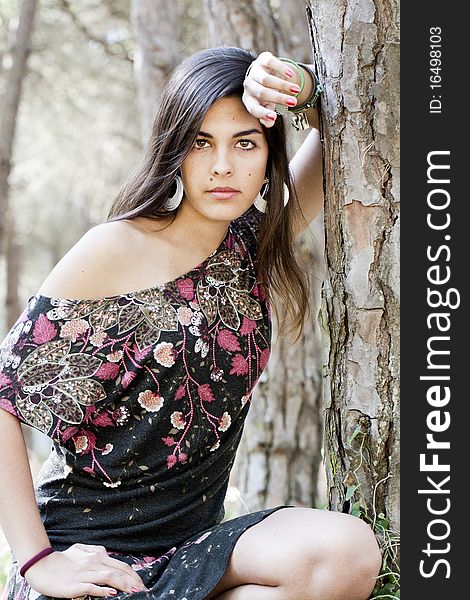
top-left (194, 139), bottom-right (256, 150)
top-left (194, 139), bottom-right (210, 149)
top-left (237, 140), bottom-right (257, 149)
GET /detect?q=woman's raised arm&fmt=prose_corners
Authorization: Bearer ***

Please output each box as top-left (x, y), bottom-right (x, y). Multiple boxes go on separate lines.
top-left (242, 53), bottom-right (324, 238)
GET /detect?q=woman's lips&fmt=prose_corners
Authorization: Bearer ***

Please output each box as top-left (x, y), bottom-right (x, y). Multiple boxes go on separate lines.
top-left (209, 187), bottom-right (240, 200)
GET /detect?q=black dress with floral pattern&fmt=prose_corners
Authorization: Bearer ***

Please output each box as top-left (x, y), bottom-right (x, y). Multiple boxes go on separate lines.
top-left (0, 205), bottom-right (295, 600)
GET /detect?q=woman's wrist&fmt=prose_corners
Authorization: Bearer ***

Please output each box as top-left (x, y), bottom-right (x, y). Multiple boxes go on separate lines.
top-left (296, 65), bottom-right (320, 129)
top-left (19, 546), bottom-right (55, 577)
top-left (10, 533), bottom-right (53, 570)
top-left (291, 64), bottom-right (316, 106)
top-left (277, 58), bottom-right (321, 130)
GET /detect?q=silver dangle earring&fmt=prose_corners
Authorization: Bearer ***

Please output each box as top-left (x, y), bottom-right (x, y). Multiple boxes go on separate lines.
top-left (283, 182), bottom-right (289, 207)
top-left (164, 174), bottom-right (184, 210)
top-left (254, 177), bottom-right (269, 213)
top-left (254, 178), bottom-right (290, 213)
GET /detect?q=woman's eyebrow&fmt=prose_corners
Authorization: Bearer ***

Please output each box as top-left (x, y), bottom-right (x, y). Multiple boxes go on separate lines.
top-left (198, 128), bottom-right (263, 138)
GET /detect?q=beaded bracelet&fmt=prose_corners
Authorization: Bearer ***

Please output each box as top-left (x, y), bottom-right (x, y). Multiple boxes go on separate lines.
top-left (19, 547), bottom-right (54, 577)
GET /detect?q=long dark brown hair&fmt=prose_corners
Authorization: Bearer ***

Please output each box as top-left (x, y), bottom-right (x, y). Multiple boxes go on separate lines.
top-left (107, 46), bottom-right (312, 343)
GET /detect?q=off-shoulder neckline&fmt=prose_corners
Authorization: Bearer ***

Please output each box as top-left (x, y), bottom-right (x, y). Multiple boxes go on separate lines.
top-left (29, 224), bottom-right (233, 306)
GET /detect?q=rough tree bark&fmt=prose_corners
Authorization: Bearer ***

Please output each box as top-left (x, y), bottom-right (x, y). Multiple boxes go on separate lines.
top-left (204, 0), bottom-right (326, 512)
top-left (0, 0), bottom-right (37, 330)
top-left (307, 0), bottom-right (400, 532)
top-left (130, 0), bottom-right (179, 143)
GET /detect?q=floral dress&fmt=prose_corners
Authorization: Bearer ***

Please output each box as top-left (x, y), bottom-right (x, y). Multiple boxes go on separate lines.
top-left (0, 205), bottom-right (295, 600)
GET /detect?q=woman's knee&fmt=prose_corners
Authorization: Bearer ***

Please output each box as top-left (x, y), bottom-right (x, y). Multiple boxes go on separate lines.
top-left (206, 507), bottom-right (382, 600)
top-left (304, 512), bottom-right (382, 600)
top-left (341, 516), bottom-right (382, 597)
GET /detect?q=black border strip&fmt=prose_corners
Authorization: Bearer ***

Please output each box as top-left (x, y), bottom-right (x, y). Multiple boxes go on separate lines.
top-left (401, 3), bottom-right (466, 595)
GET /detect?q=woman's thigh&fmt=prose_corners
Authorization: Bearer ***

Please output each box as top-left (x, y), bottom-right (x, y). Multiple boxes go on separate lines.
top-left (204, 506), bottom-right (381, 600)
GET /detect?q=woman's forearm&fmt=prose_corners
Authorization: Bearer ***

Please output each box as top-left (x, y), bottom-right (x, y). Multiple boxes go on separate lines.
top-left (0, 410), bottom-right (51, 565)
top-left (289, 127), bottom-right (324, 237)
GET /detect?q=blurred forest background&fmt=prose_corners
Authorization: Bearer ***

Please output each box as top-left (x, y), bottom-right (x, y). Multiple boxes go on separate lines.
top-left (0, 0), bottom-right (328, 588)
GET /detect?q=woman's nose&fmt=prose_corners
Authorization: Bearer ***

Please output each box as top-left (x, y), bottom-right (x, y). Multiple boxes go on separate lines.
top-left (211, 150), bottom-right (233, 176)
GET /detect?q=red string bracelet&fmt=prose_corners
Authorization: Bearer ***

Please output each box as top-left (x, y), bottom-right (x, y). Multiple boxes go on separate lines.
top-left (19, 547), bottom-right (54, 577)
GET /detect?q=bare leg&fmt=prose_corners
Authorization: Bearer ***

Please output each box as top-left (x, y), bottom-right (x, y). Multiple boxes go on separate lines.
top-left (213, 583), bottom-right (283, 599)
top-left (203, 507), bottom-right (382, 600)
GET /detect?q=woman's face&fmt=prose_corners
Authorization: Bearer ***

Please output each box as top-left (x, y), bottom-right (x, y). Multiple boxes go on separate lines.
top-left (180, 96), bottom-right (269, 224)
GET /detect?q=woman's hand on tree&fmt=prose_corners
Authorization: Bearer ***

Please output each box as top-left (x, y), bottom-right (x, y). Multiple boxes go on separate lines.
top-left (242, 51), bottom-right (300, 128)
top-left (24, 543), bottom-right (148, 597)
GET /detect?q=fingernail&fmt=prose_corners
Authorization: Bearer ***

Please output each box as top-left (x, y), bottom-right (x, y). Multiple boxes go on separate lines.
top-left (285, 68), bottom-right (294, 77)
top-left (266, 112), bottom-right (277, 121)
top-left (290, 84), bottom-right (301, 93)
top-left (131, 588), bottom-right (140, 593)
top-left (108, 591), bottom-right (118, 596)
top-left (286, 97), bottom-right (297, 107)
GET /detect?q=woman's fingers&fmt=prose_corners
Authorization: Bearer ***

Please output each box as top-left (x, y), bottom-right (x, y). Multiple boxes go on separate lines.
top-left (101, 556), bottom-right (147, 590)
top-left (243, 79), bottom-right (297, 126)
top-left (246, 70), bottom-right (298, 96)
top-left (85, 555), bottom-right (146, 590)
top-left (243, 51), bottom-right (302, 126)
top-left (83, 569), bottom-right (137, 593)
top-left (74, 582), bottom-right (119, 598)
top-left (23, 546), bottom-right (146, 598)
top-left (245, 78), bottom-right (298, 109)
top-left (257, 51), bottom-right (294, 79)
top-left (242, 90), bottom-right (274, 122)
top-left (68, 544), bottom-right (147, 591)
top-left (73, 543), bottom-right (108, 555)
top-left (249, 51), bottom-right (299, 92)
top-left (84, 569), bottom-right (124, 587)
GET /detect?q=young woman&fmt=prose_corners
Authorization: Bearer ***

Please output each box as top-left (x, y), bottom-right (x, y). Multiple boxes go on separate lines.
top-left (0, 47), bottom-right (382, 600)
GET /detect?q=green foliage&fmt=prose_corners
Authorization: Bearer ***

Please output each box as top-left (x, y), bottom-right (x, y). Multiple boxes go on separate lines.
top-left (368, 509), bottom-right (400, 600)
top-left (350, 499), bottom-right (400, 600)
top-left (346, 429), bottom-right (400, 600)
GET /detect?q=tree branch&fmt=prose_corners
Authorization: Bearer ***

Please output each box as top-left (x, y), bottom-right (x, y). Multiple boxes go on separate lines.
top-left (59, 0), bottom-right (133, 64)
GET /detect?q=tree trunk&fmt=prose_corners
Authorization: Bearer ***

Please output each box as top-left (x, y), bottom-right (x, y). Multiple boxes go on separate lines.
top-left (0, 0), bottom-right (37, 330)
top-left (274, 0), bottom-right (315, 63)
top-left (204, 0), bottom-right (280, 53)
top-left (233, 293), bottom-right (325, 512)
top-left (130, 0), bottom-right (179, 143)
top-left (204, 0), bottom-right (326, 514)
top-left (307, 0), bottom-right (400, 533)
top-left (203, 0), bottom-right (313, 61)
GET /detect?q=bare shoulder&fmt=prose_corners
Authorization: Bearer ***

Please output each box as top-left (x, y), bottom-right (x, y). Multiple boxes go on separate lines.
top-left (36, 220), bottom-right (144, 300)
